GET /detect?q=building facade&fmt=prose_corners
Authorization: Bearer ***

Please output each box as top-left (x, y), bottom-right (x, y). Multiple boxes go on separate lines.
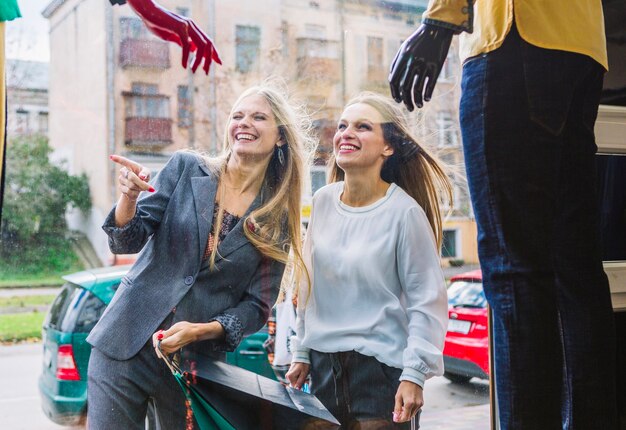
top-left (6, 59), bottom-right (49, 136)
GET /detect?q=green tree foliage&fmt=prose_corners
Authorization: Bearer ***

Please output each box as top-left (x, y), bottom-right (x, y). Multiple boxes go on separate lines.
top-left (0, 134), bottom-right (91, 273)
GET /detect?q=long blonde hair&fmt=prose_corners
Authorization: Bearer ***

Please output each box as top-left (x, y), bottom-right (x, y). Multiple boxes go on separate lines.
top-left (329, 92), bottom-right (453, 249)
top-left (203, 85), bottom-right (314, 286)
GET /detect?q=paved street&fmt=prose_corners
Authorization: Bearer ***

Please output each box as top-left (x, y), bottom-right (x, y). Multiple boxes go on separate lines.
top-left (0, 343), bottom-right (81, 430)
top-left (421, 404), bottom-right (490, 429)
top-left (0, 342), bottom-right (490, 429)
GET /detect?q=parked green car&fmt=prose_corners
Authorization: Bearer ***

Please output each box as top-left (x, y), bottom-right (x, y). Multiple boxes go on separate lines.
top-left (39, 265), bottom-right (275, 426)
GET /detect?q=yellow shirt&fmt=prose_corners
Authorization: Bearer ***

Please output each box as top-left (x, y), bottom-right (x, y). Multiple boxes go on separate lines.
top-left (422, 0), bottom-right (608, 70)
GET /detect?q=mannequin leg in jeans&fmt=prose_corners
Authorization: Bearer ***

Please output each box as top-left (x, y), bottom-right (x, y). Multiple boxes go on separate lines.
top-left (459, 25), bottom-right (618, 429)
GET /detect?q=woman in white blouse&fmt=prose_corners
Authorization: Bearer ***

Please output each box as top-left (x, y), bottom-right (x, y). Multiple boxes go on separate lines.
top-left (286, 92), bottom-right (452, 429)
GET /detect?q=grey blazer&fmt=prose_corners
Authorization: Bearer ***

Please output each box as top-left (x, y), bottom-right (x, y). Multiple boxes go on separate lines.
top-left (87, 152), bottom-right (286, 361)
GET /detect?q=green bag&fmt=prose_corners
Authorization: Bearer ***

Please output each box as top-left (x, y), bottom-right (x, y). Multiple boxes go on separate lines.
top-left (173, 372), bottom-right (236, 430)
top-left (158, 342), bottom-right (340, 430)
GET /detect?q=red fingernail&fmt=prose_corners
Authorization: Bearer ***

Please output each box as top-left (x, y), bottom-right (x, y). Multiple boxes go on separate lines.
top-left (139, 174), bottom-right (147, 180)
top-left (158, 333), bottom-right (164, 340)
top-left (149, 187), bottom-right (155, 193)
top-left (109, 155), bottom-right (114, 160)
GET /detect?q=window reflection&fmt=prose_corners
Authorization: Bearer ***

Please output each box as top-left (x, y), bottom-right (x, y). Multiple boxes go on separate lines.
top-left (1, 0), bottom-right (621, 428)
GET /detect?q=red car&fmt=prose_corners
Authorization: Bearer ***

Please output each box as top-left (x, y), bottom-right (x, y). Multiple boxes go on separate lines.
top-left (442, 270), bottom-right (489, 383)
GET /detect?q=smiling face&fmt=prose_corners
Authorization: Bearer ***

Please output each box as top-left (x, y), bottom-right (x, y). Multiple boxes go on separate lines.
top-left (333, 103), bottom-right (394, 174)
top-left (227, 94), bottom-right (282, 162)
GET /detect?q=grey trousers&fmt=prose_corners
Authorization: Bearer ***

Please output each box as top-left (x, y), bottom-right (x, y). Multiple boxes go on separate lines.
top-left (87, 340), bottom-right (194, 430)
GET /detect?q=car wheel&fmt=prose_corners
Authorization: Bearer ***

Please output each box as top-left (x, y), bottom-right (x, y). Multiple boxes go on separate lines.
top-left (443, 371), bottom-right (472, 384)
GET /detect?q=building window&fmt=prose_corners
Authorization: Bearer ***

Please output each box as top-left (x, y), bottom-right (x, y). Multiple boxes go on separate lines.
top-left (298, 38), bottom-right (338, 60)
top-left (235, 25), bottom-right (261, 73)
top-left (38, 112), bottom-right (49, 133)
top-left (131, 83), bottom-right (158, 95)
top-left (281, 21), bottom-right (289, 58)
top-left (15, 108), bottom-right (29, 133)
top-left (126, 83), bottom-right (169, 118)
top-left (131, 97), bottom-right (169, 118)
top-left (367, 36), bottom-right (383, 66)
top-left (310, 166), bottom-right (327, 194)
top-left (437, 111), bottom-right (459, 148)
top-left (177, 85), bottom-right (192, 128)
top-left (386, 39), bottom-right (402, 66)
top-left (367, 36), bottom-right (385, 81)
top-left (442, 229), bottom-right (458, 258)
top-left (120, 17), bottom-right (150, 40)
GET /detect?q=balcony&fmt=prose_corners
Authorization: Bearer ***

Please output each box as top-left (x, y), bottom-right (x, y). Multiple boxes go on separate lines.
top-left (125, 117), bottom-right (173, 148)
top-left (296, 38), bottom-right (341, 83)
top-left (123, 92), bottom-right (172, 148)
top-left (119, 39), bottom-right (170, 69)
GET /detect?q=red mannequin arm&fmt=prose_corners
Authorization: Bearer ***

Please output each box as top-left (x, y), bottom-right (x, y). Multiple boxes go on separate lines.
top-left (125, 0), bottom-right (221, 73)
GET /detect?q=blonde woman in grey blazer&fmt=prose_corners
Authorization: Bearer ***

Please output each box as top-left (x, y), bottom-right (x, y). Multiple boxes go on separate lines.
top-left (87, 85), bottom-right (313, 430)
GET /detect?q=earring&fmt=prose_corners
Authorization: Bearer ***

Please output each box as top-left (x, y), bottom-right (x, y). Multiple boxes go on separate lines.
top-left (277, 145), bottom-right (285, 166)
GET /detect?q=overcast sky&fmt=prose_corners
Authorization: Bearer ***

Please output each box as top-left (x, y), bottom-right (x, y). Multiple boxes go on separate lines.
top-left (6, 0), bottom-right (50, 62)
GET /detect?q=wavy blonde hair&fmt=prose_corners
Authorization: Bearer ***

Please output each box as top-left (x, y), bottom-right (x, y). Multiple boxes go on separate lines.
top-left (329, 92), bottom-right (453, 249)
top-left (202, 85), bottom-right (314, 288)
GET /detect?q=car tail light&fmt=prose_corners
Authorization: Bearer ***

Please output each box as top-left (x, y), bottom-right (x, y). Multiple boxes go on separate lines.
top-left (56, 345), bottom-right (80, 381)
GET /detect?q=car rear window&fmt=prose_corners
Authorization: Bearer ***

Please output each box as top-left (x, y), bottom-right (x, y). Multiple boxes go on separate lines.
top-left (45, 282), bottom-right (109, 333)
top-left (448, 280), bottom-right (487, 309)
top-left (45, 283), bottom-right (77, 329)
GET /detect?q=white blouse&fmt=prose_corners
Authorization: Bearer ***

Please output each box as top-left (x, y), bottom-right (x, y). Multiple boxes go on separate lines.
top-left (292, 182), bottom-right (448, 388)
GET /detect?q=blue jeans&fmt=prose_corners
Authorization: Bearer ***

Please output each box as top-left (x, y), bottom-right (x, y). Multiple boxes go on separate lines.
top-left (459, 25), bottom-right (618, 429)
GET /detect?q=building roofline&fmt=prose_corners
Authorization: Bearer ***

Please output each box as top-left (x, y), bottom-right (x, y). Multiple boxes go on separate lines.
top-left (42, 0), bottom-right (66, 19)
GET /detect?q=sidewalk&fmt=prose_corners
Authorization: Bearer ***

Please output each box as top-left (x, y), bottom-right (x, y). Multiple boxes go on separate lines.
top-left (421, 404), bottom-right (491, 429)
top-left (0, 287), bottom-right (60, 298)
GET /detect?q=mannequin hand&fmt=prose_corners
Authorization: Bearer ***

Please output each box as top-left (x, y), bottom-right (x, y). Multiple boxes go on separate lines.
top-left (393, 381), bottom-right (424, 423)
top-left (286, 362), bottom-right (310, 390)
top-left (389, 23), bottom-right (453, 111)
top-left (186, 17), bottom-right (222, 74)
top-left (126, 0), bottom-right (221, 73)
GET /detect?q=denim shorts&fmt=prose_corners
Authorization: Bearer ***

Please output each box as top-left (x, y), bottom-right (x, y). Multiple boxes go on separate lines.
top-left (308, 350), bottom-right (417, 429)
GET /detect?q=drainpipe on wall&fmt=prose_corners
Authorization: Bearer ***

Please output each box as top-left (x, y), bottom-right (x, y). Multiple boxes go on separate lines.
top-left (187, 69), bottom-right (195, 149)
top-left (105, 4), bottom-right (117, 265)
top-left (339, 0), bottom-right (347, 106)
top-left (187, 2), bottom-right (195, 149)
top-left (207, 0), bottom-right (218, 155)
